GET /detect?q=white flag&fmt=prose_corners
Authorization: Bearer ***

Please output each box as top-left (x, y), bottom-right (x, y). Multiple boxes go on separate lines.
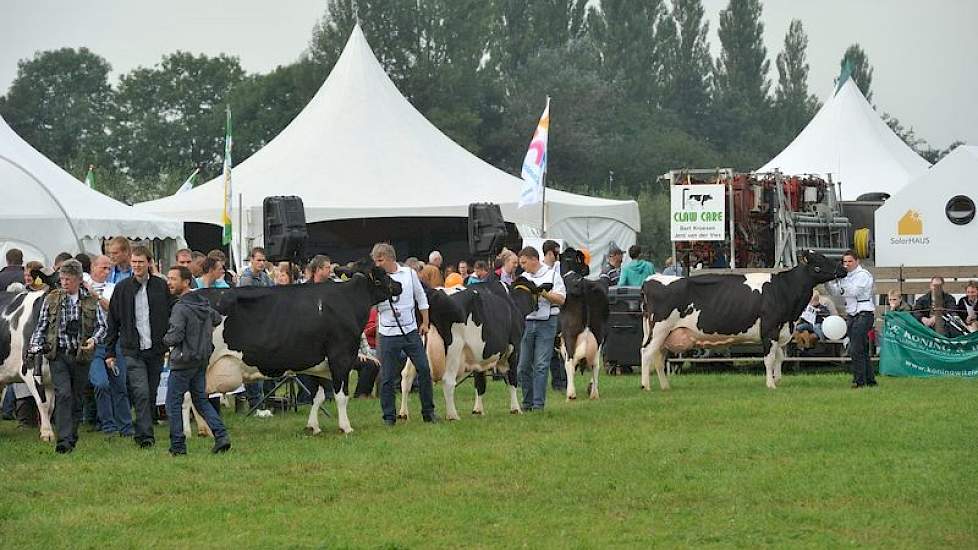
top-left (519, 98), bottom-right (550, 208)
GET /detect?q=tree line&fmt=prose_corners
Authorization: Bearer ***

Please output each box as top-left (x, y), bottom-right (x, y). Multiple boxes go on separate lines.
top-left (0, 0), bottom-right (956, 262)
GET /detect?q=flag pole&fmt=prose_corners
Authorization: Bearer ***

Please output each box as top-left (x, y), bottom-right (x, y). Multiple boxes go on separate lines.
top-left (540, 170), bottom-right (547, 237)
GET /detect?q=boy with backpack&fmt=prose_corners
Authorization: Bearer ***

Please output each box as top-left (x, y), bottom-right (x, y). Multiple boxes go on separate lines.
top-left (163, 266), bottom-right (230, 455)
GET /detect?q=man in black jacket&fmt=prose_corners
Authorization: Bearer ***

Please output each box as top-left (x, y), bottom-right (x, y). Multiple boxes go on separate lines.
top-left (163, 266), bottom-right (229, 455)
top-left (913, 276), bottom-right (958, 334)
top-left (0, 248), bottom-right (25, 291)
top-left (105, 245), bottom-right (174, 448)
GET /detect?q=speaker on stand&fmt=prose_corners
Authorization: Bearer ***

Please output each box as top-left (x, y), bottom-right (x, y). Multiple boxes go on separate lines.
top-left (263, 196), bottom-right (308, 279)
top-left (468, 203), bottom-right (508, 278)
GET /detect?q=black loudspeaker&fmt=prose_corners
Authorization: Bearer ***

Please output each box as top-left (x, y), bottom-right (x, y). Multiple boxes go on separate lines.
top-left (468, 203), bottom-right (507, 257)
top-left (263, 196), bottom-right (308, 262)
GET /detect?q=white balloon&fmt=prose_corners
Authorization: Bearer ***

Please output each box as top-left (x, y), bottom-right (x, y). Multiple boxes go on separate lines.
top-left (822, 315), bottom-right (848, 340)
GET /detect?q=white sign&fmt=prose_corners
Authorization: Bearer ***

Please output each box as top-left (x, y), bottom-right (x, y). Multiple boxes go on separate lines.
top-left (670, 184), bottom-right (726, 241)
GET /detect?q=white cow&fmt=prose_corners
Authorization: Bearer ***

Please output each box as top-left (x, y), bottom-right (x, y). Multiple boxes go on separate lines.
top-left (0, 290), bottom-right (56, 442)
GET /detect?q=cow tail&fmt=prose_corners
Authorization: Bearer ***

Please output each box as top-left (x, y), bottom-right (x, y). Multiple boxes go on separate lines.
top-left (641, 287), bottom-right (654, 348)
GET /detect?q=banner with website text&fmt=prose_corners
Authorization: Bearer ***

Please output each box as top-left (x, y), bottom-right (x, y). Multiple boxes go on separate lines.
top-left (880, 311), bottom-right (978, 377)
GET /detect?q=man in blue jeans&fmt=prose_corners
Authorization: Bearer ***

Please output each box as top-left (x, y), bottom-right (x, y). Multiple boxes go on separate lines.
top-left (86, 255), bottom-right (133, 436)
top-left (163, 266), bottom-right (229, 455)
top-left (516, 246), bottom-right (566, 411)
top-left (372, 243), bottom-right (437, 425)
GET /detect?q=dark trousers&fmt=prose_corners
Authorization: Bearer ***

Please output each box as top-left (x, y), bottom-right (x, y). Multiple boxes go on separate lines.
top-left (166, 366), bottom-right (228, 454)
top-left (50, 353), bottom-right (88, 449)
top-left (354, 358), bottom-right (379, 397)
top-left (848, 312), bottom-right (876, 386)
top-left (379, 331), bottom-right (434, 422)
top-left (125, 349), bottom-right (164, 445)
top-left (297, 374), bottom-right (333, 405)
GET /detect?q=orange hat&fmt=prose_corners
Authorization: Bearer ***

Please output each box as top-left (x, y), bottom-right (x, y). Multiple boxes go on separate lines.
top-left (444, 273), bottom-right (464, 288)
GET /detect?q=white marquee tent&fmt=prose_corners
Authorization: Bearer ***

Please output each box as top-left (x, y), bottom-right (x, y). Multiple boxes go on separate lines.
top-left (135, 25), bottom-right (639, 270)
top-left (0, 116), bottom-right (184, 266)
top-left (875, 145), bottom-right (978, 267)
top-left (757, 79), bottom-right (930, 201)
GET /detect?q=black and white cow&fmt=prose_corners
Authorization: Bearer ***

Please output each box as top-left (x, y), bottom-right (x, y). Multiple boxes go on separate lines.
top-left (193, 260), bottom-right (401, 435)
top-left (558, 248), bottom-right (610, 400)
top-left (0, 290), bottom-right (55, 441)
top-left (640, 250), bottom-right (846, 390)
top-left (399, 278), bottom-right (539, 420)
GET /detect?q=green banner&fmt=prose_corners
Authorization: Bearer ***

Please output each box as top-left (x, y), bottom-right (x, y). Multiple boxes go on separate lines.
top-left (880, 311), bottom-right (978, 377)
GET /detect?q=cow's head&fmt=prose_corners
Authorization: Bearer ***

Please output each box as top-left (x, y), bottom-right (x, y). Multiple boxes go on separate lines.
top-left (559, 247), bottom-right (589, 277)
top-left (353, 258), bottom-right (403, 303)
top-left (799, 250), bottom-right (846, 283)
top-left (508, 276), bottom-right (542, 318)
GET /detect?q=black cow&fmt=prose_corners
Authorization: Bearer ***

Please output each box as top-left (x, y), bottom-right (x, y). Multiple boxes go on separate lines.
top-left (558, 247), bottom-right (610, 400)
top-left (640, 250), bottom-right (846, 390)
top-left (0, 290), bottom-right (55, 441)
top-left (196, 260), bottom-right (401, 434)
top-left (399, 278), bottom-right (539, 420)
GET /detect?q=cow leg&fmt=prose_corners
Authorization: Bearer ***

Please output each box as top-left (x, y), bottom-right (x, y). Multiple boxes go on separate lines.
top-left (589, 346), bottom-right (602, 400)
top-left (472, 371), bottom-right (486, 415)
top-left (563, 343), bottom-right (577, 401)
top-left (506, 364), bottom-right (522, 415)
top-left (641, 324), bottom-right (671, 391)
top-left (22, 367), bottom-right (54, 442)
top-left (442, 369), bottom-right (460, 421)
top-left (330, 366), bottom-right (354, 434)
top-left (398, 361), bottom-right (416, 420)
top-left (190, 397), bottom-right (213, 438)
top-left (774, 345), bottom-right (785, 384)
top-left (306, 386), bottom-right (326, 435)
top-left (182, 392), bottom-right (193, 438)
top-left (763, 340), bottom-right (779, 389)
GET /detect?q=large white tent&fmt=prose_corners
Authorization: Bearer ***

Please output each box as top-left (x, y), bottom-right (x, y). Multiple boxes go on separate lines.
top-left (0, 116), bottom-right (184, 266)
top-left (875, 145), bottom-right (978, 267)
top-left (136, 25), bottom-right (639, 269)
top-left (757, 79), bottom-right (930, 201)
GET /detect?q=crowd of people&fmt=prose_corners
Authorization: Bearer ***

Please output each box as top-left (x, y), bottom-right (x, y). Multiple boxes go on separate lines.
top-left (3, 238), bottom-right (974, 453)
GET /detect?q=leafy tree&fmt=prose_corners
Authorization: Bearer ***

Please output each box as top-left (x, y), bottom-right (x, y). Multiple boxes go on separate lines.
top-left (657, 0), bottom-right (713, 134)
top-left (711, 0), bottom-right (774, 168)
top-left (839, 44), bottom-right (873, 101)
top-left (486, 0), bottom-right (588, 83)
top-left (774, 19), bottom-right (819, 138)
top-left (0, 48), bottom-right (114, 168)
top-left (588, 0), bottom-right (666, 105)
top-left (111, 52), bottom-right (245, 181)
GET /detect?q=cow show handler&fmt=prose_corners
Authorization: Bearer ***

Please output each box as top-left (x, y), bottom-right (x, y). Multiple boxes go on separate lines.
top-left (105, 246), bottom-right (174, 448)
top-left (825, 250), bottom-right (877, 388)
top-left (28, 259), bottom-right (107, 454)
top-left (163, 266), bottom-right (230, 455)
top-left (373, 243), bottom-right (438, 425)
top-left (516, 246), bottom-right (566, 411)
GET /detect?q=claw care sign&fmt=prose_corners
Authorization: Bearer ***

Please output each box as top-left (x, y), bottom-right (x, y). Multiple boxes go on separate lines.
top-left (670, 184), bottom-right (726, 241)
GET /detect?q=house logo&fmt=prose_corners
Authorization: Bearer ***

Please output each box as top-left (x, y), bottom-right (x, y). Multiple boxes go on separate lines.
top-left (898, 210), bottom-right (923, 235)
top-left (890, 209), bottom-right (929, 245)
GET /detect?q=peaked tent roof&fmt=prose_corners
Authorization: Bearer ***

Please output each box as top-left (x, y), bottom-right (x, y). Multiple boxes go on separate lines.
top-left (757, 79), bottom-right (930, 201)
top-left (875, 145), bottom-right (978, 267)
top-left (0, 115), bottom-right (183, 264)
top-left (135, 25), bottom-right (639, 235)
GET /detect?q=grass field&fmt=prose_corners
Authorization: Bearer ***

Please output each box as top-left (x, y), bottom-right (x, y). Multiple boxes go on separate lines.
top-left (1, 372), bottom-right (976, 549)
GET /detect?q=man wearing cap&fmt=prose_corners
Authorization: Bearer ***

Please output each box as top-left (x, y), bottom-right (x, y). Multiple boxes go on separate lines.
top-left (28, 259), bottom-right (107, 454)
top-left (601, 245), bottom-right (623, 286)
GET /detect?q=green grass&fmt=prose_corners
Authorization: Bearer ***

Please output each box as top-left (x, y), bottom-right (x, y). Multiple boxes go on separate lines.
top-left (2, 373), bottom-right (977, 549)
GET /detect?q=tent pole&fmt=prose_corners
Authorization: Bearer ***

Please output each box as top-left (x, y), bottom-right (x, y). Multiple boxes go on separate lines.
top-left (237, 193), bottom-right (244, 272)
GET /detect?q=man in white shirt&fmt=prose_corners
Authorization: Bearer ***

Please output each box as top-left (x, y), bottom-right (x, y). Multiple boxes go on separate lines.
top-left (372, 243), bottom-right (437, 425)
top-left (516, 246), bottom-right (566, 411)
top-left (541, 239), bottom-right (567, 392)
top-left (86, 255), bottom-right (133, 435)
top-left (825, 250), bottom-right (876, 388)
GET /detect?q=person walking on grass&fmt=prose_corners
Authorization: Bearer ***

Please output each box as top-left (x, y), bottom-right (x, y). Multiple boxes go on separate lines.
top-left (163, 266), bottom-right (230, 455)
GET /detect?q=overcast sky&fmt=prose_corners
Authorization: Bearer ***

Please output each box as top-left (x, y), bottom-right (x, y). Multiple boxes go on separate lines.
top-left (1, 0), bottom-right (975, 148)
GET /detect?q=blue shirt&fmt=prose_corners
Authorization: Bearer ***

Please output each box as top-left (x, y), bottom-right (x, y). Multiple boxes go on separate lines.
top-left (108, 265), bottom-right (132, 284)
top-left (195, 277), bottom-right (230, 289)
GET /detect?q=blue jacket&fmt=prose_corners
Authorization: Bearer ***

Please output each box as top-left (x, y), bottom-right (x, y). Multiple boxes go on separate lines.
top-left (618, 259), bottom-right (655, 287)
